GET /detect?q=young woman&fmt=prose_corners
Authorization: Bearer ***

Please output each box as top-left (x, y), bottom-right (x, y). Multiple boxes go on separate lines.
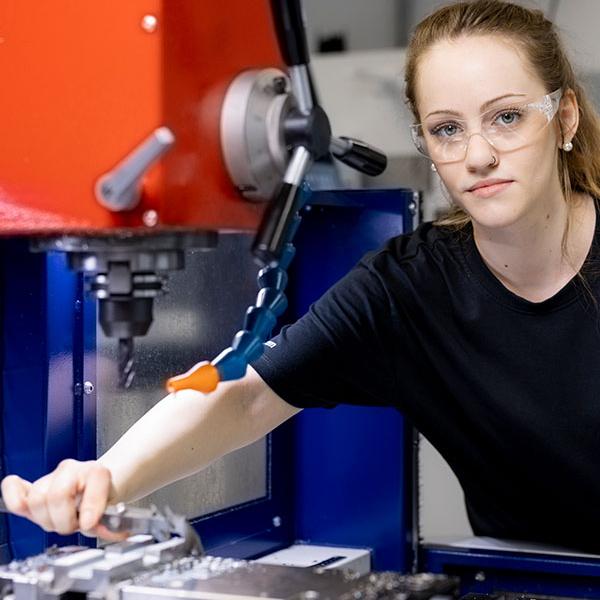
top-left (4, 0), bottom-right (600, 551)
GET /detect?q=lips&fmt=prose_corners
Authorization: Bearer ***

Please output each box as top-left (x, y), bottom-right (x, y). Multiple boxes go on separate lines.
top-left (466, 178), bottom-right (513, 198)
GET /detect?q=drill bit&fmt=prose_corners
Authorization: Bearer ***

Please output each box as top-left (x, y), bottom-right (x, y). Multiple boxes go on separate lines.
top-left (118, 338), bottom-right (135, 388)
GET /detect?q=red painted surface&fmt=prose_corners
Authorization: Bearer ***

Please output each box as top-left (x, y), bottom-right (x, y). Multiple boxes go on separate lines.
top-left (0, 1), bottom-right (282, 235)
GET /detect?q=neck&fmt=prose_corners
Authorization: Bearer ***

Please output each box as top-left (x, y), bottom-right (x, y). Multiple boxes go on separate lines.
top-left (473, 193), bottom-right (595, 302)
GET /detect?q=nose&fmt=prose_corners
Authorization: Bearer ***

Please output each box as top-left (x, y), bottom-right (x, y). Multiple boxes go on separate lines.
top-left (464, 132), bottom-right (497, 171)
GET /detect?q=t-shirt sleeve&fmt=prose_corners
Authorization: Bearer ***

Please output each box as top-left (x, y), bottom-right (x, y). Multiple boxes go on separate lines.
top-left (252, 259), bottom-right (399, 409)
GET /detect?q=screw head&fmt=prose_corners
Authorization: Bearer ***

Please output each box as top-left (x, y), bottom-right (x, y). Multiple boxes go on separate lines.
top-left (272, 516), bottom-right (282, 528)
top-left (474, 571), bottom-right (486, 582)
top-left (83, 381), bottom-right (95, 395)
top-left (141, 14), bottom-right (158, 33)
top-left (143, 210), bottom-right (159, 227)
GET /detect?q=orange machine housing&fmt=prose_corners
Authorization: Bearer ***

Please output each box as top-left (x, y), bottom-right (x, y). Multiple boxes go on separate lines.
top-left (0, 1), bottom-right (281, 235)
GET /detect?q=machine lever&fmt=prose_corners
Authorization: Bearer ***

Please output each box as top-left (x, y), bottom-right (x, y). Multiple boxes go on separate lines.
top-left (252, 146), bottom-right (312, 266)
top-left (95, 127), bottom-right (175, 212)
top-left (330, 136), bottom-right (388, 176)
top-left (0, 498), bottom-right (203, 557)
top-left (269, 0), bottom-right (309, 67)
top-left (99, 503), bottom-right (204, 556)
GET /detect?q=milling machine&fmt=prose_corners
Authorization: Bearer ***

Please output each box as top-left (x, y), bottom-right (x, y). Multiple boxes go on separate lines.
top-left (0, 0), bottom-right (386, 389)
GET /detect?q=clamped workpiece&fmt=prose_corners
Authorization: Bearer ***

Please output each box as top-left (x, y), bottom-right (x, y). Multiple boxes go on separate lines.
top-left (167, 0), bottom-right (386, 394)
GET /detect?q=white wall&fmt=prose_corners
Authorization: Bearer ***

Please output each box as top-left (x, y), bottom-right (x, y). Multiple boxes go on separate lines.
top-left (303, 0), bottom-right (403, 52)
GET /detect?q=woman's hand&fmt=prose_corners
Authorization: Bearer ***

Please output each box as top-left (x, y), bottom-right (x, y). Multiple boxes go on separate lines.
top-left (1, 460), bottom-right (127, 540)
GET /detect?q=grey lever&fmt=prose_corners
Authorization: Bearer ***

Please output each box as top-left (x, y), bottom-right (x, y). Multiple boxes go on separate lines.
top-left (99, 502), bottom-right (204, 556)
top-left (95, 126), bottom-right (175, 212)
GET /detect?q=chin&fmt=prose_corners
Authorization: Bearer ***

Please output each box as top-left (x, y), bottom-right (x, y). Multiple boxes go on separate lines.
top-left (458, 198), bottom-right (524, 231)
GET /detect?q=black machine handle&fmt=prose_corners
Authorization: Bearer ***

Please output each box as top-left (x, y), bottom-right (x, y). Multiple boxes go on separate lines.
top-left (254, 0), bottom-right (389, 268)
top-left (330, 136), bottom-right (388, 177)
top-left (252, 146), bottom-right (311, 266)
top-left (269, 0), bottom-right (310, 67)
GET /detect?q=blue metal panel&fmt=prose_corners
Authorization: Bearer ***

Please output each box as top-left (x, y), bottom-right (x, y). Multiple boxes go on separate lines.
top-left (286, 189), bottom-right (418, 572)
top-left (0, 242), bottom-right (96, 560)
top-left (422, 545), bottom-right (600, 597)
top-left (0, 188), bottom-right (416, 566)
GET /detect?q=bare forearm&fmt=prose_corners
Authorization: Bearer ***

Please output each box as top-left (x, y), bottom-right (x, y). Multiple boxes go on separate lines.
top-left (98, 367), bottom-right (300, 503)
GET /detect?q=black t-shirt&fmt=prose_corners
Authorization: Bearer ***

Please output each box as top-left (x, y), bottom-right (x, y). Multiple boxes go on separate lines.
top-left (253, 219), bottom-right (600, 551)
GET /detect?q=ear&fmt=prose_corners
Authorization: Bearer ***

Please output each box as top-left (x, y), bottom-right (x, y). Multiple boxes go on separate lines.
top-left (558, 88), bottom-right (579, 146)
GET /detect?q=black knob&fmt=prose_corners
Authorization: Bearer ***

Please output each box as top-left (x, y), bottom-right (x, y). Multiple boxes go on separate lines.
top-left (331, 136), bottom-right (388, 176)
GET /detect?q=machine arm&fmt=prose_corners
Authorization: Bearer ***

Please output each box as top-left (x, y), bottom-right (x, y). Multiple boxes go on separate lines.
top-left (167, 0), bottom-right (387, 394)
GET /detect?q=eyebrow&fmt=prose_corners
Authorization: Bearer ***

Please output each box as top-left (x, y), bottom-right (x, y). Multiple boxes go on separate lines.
top-left (424, 93), bottom-right (528, 120)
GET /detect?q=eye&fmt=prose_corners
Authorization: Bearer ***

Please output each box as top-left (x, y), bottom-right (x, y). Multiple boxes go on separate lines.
top-left (494, 109), bottom-right (522, 126)
top-left (430, 122), bottom-right (463, 138)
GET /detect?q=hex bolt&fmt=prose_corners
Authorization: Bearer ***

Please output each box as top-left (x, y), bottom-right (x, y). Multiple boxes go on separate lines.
top-left (474, 571), bottom-right (486, 582)
top-left (141, 15), bottom-right (158, 33)
top-left (272, 516), bottom-right (282, 528)
top-left (83, 381), bottom-right (95, 395)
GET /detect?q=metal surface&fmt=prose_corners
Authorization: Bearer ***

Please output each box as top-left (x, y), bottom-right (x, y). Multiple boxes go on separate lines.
top-left (289, 65), bottom-right (313, 116)
top-left (0, 543), bottom-right (458, 600)
top-left (220, 69), bottom-right (292, 202)
top-left (422, 544), bottom-right (600, 597)
top-left (100, 504), bottom-right (203, 557)
top-left (96, 235), bottom-right (268, 520)
top-left (282, 147), bottom-right (312, 185)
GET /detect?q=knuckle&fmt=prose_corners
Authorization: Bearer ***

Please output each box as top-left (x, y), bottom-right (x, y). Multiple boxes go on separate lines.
top-left (54, 520), bottom-right (78, 535)
top-left (46, 487), bottom-right (71, 506)
top-left (91, 462), bottom-right (109, 476)
top-left (26, 489), bottom-right (45, 507)
top-left (57, 458), bottom-right (77, 471)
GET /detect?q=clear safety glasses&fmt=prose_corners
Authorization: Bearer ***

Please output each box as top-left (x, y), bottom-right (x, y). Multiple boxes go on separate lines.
top-left (410, 89), bottom-right (563, 163)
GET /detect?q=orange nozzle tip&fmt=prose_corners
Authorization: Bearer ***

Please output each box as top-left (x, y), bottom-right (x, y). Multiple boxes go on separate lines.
top-left (166, 361), bottom-right (220, 394)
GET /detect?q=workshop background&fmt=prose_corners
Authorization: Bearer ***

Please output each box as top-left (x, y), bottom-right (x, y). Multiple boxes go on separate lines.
top-left (2, 0), bottom-right (600, 597)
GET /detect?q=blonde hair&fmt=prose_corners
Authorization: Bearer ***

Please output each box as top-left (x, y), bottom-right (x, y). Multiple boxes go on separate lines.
top-left (404, 0), bottom-right (600, 230)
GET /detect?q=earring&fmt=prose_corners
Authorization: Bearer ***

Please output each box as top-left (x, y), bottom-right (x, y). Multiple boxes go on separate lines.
top-left (430, 163), bottom-right (437, 172)
top-left (563, 141), bottom-right (573, 152)
top-left (490, 155), bottom-right (498, 167)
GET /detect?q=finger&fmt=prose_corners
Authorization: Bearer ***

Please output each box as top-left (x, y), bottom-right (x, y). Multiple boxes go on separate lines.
top-left (25, 484), bottom-right (55, 532)
top-left (77, 463), bottom-right (112, 531)
top-left (46, 461), bottom-right (83, 534)
top-left (1, 475), bottom-right (33, 518)
top-left (89, 523), bottom-right (131, 542)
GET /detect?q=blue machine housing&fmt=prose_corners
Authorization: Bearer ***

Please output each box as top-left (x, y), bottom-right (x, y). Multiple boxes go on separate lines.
top-left (0, 241), bottom-right (97, 558)
top-left (3, 188), bottom-right (600, 597)
top-left (283, 189), bottom-right (419, 572)
top-left (0, 188), bottom-right (418, 569)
